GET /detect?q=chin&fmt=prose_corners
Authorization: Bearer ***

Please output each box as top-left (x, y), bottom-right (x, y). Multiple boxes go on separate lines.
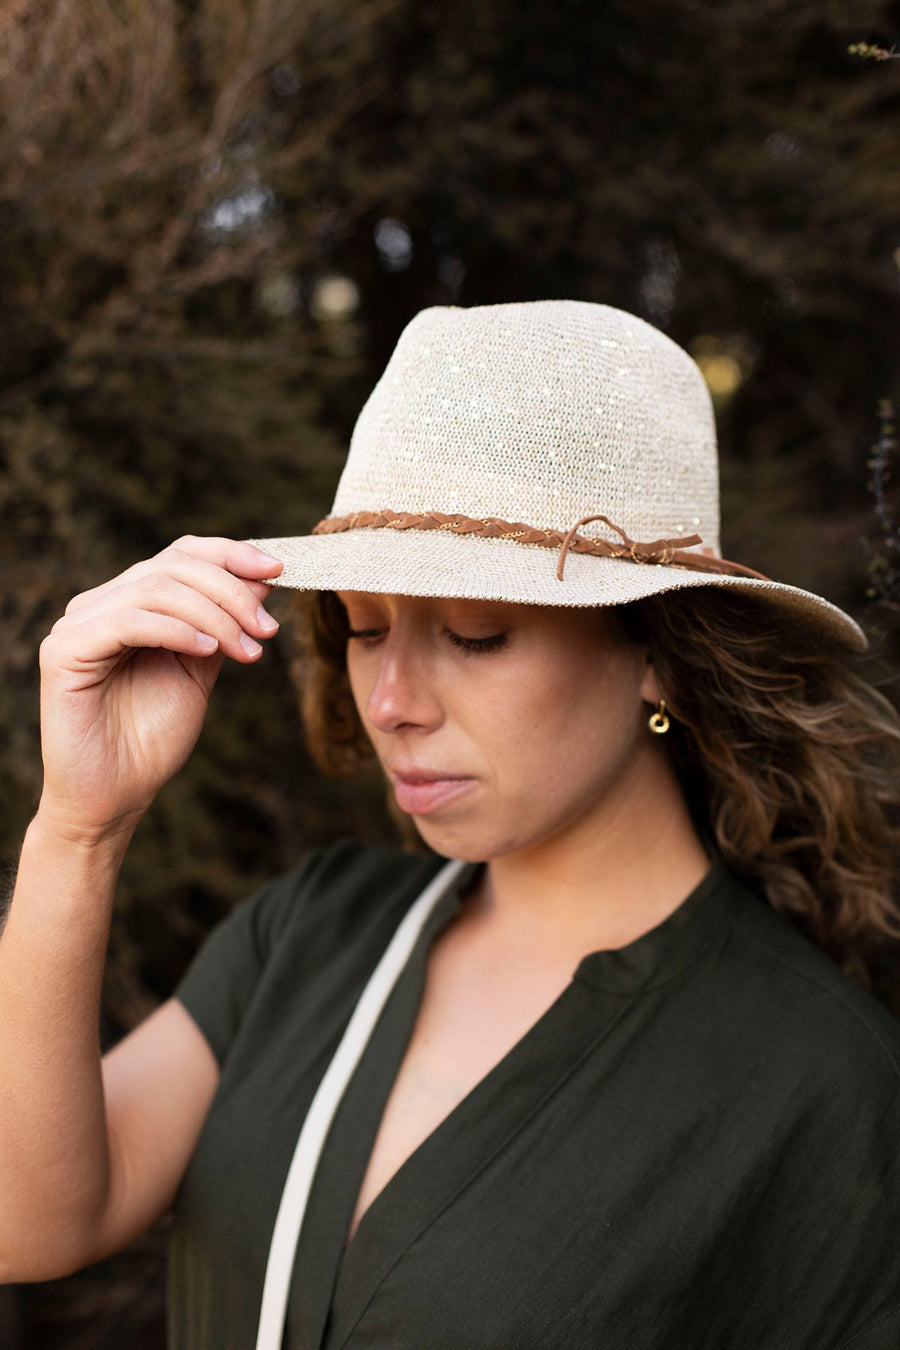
top-left (409, 815), bottom-right (487, 862)
top-left (409, 813), bottom-right (535, 865)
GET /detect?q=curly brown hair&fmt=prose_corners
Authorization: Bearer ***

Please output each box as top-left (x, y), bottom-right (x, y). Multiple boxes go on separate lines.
top-left (287, 587), bottom-right (900, 997)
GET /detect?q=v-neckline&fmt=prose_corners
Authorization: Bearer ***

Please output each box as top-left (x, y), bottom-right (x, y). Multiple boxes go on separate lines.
top-left (340, 867), bottom-right (483, 1253)
top-left (289, 853), bottom-right (735, 1350)
top-left (339, 885), bottom-right (581, 1255)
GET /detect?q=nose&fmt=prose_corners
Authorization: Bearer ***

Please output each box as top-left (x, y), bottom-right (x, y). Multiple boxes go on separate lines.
top-left (364, 634), bottom-right (444, 736)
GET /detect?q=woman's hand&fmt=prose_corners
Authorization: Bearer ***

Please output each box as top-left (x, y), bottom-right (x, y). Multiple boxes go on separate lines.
top-left (37, 536), bottom-right (284, 840)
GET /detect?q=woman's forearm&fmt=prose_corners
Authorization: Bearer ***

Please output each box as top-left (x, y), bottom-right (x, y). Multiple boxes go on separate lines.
top-left (0, 807), bottom-right (136, 1280)
top-left (0, 538), bottom-right (280, 1280)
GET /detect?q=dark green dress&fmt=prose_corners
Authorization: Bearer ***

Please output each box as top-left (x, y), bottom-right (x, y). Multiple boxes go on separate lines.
top-left (168, 842), bottom-right (900, 1349)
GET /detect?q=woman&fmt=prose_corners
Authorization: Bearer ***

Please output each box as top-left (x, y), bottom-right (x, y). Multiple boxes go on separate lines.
top-left (2, 301), bottom-right (899, 1349)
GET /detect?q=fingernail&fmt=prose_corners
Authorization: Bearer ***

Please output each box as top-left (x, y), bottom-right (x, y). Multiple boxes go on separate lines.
top-left (240, 633), bottom-right (263, 658)
top-left (196, 633), bottom-right (218, 652)
top-left (257, 606), bottom-right (279, 633)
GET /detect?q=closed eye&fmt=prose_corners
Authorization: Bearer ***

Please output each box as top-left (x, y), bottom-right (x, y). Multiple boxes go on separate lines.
top-left (446, 630), bottom-right (508, 655)
top-left (346, 627), bottom-right (508, 654)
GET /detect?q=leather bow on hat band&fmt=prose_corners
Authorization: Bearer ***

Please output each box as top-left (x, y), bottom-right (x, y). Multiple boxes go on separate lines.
top-left (312, 509), bottom-right (770, 582)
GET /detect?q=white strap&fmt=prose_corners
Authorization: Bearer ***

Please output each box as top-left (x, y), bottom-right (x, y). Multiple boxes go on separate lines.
top-left (254, 857), bottom-right (467, 1350)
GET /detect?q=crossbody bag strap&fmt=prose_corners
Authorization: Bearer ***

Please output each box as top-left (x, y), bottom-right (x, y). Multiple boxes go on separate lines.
top-left (254, 857), bottom-right (467, 1350)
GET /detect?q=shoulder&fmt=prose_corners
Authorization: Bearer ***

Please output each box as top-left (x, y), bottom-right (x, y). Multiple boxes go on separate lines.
top-left (174, 840), bottom-right (445, 1065)
top-left (234, 838), bottom-right (447, 958)
top-left (718, 873), bottom-right (900, 1096)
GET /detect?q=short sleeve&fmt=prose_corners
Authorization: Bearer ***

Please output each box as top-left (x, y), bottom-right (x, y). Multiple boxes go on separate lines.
top-left (174, 854), bottom-right (321, 1066)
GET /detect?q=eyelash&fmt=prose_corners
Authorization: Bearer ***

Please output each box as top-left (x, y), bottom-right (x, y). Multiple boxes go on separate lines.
top-left (346, 628), bottom-right (508, 656)
top-left (446, 630), bottom-right (508, 655)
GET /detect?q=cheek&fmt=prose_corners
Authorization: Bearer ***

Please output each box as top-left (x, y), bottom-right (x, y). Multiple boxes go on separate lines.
top-left (492, 656), bottom-right (646, 796)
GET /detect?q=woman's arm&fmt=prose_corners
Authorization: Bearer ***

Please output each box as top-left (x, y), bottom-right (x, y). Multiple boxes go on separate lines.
top-left (0, 537), bottom-right (282, 1281)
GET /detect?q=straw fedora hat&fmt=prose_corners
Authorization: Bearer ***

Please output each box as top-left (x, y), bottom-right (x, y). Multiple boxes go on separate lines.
top-left (250, 299), bottom-right (865, 651)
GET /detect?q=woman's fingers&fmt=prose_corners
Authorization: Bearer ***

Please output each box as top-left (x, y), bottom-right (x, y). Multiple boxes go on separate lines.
top-left (55, 538), bottom-right (284, 665)
top-left (40, 608), bottom-right (228, 681)
top-left (53, 572), bottom-right (278, 665)
top-left (64, 538), bottom-right (283, 618)
top-left (167, 535), bottom-right (284, 575)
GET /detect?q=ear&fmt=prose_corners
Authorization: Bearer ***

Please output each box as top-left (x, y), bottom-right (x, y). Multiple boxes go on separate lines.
top-left (639, 653), bottom-right (661, 706)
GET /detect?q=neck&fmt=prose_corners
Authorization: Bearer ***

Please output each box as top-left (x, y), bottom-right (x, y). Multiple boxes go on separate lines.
top-left (474, 748), bottom-right (711, 956)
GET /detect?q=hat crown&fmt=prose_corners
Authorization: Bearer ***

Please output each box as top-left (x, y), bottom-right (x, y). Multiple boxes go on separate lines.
top-left (332, 300), bottom-right (720, 553)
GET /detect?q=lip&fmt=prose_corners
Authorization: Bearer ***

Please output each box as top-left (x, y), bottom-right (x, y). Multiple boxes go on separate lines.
top-left (391, 768), bottom-right (476, 816)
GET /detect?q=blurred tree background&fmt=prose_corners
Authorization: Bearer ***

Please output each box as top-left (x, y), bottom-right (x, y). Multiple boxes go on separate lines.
top-left (1, 0), bottom-right (898, 1343)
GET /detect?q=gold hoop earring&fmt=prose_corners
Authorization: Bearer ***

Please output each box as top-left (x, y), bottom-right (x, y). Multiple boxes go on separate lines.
top-left (648, 698), bottom-right (670, 735)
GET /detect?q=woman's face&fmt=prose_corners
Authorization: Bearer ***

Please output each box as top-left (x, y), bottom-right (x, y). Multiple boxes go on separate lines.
top-left (338, 592), bottom-right (661, 863)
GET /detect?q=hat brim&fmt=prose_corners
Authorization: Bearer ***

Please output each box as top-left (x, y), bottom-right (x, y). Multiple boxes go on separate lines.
top-left (248, 529), bottom-right (867, 652)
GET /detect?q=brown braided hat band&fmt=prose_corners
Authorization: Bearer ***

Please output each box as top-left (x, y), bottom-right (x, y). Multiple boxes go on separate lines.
top-left (312, 509), bottom-right (770, 583)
